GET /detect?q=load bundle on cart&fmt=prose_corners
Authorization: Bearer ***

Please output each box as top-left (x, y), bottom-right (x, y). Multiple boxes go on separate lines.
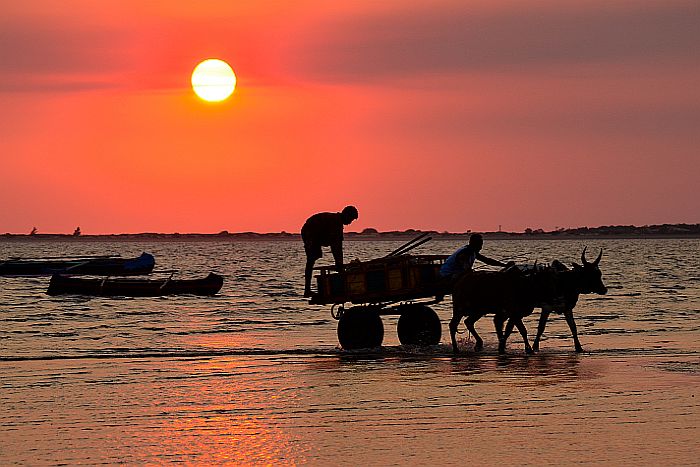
top-left (308, 233), bottom-right (450, 350)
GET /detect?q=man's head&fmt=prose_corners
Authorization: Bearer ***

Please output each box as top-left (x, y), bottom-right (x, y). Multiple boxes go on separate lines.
top-left (341, 205), bottom-right (359, 225)
top-left (468, 233), bottom-right (484, 251)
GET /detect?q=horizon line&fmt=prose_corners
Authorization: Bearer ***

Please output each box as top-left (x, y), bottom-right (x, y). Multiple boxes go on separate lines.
top-left (3, 222), bottom-right (699, 237)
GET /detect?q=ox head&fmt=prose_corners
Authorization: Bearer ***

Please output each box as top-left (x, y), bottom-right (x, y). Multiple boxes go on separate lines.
top-left (572, 247), bottom-right (608, 295)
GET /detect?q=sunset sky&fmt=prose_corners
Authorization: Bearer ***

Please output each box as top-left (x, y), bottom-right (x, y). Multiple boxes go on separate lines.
top-left (1, 1), bottom-right (698, 234)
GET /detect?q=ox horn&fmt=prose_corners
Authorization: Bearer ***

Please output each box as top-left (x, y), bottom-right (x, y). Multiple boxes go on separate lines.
top-left (593, 249), bottom-right (602, 266)
top-left (581, 247), bottom-right (589, 266)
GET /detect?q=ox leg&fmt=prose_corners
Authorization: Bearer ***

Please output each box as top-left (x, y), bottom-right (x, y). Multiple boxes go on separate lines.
top-left (500, 318), bottom-right (516, 354)
top-left (503, 317), bottom-right (515, 340)
top-left (465, 316), bottom-right (483, 352)
top-left (533, 308), bottom-right (551, 352)
top-left (513, 318), bottom-right (534, 354)
top-left (563, 309), bottom-right (584, 353)
top-left (449, 313), bottom-right (462, 354)
top-left (493, 313), bottom-right (505, 344)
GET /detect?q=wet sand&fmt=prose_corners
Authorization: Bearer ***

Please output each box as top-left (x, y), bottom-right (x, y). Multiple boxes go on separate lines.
top-left (2, 349), bottom-right (698, 465)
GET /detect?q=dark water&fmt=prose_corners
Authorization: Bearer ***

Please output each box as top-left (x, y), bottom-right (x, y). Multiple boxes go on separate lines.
top-left (1, 239), bottom-right (699, 464)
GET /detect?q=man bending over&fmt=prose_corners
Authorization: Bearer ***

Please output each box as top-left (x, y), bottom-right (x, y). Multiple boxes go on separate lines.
top-left (301, 206), bottom-right (359, 297)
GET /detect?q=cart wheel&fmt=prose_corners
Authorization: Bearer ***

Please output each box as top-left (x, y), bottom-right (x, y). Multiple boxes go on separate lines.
top-left (397, 304), bottom-right (441, 346)
top-left (337, 306), bottom-right (384, 350)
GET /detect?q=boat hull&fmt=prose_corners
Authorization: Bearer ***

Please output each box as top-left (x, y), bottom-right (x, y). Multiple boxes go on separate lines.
top-left (47, 272), bottom-right (224, 297)
top-left (0, 253), bottom-right (155, 276)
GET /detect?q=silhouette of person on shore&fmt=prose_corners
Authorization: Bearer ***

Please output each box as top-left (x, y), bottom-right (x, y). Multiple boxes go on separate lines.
top-left (440, 233), bottom-right (512, 282)
top-left (302, 206), bottom-right (359, 297)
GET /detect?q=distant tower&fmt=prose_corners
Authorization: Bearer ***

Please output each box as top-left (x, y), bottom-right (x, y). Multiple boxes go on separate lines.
top-left (498, 224), bottom-right (502, 232)
top-left (30, 227), bottom-right (37, 236)
top-left (73, 227), bottom-right (81, 237)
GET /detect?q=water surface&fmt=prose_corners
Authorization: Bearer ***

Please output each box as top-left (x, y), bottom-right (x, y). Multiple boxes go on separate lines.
top-left (1, 239), bottom-right (698, 464)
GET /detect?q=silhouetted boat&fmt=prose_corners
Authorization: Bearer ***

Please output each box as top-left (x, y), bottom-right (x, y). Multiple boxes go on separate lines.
top-left (47, 272), bottom-right (224, 297)
top-left (0, 252), bottom-right (155, 276)
top-left (0, 252), bottom-right (155, 277)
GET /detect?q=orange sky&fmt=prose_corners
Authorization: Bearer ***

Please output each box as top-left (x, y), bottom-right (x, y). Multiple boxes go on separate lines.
top-left (1, 0), bottom-right (698, 234)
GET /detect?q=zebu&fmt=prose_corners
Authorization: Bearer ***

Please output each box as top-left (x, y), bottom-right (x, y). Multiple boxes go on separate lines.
top-left (449, 265), bottom-right (556, 354)
top-left (533, 248), bottom-right (607, 352)
top-left (502, 248), bottom-right (608, 352)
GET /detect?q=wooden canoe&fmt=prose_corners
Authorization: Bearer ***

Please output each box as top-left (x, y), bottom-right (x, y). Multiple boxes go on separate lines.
top-left (47, 272), bottom-right (223, 297)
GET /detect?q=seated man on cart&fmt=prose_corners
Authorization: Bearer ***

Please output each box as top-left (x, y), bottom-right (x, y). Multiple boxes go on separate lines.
top-left (439, 233), bottom-right (512, 284)
top-left (302, 206), bottom-right (359, 297)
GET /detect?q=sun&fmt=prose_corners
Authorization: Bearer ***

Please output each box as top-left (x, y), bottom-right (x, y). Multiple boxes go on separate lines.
top-left (191, 59), bottom-right (236, 102)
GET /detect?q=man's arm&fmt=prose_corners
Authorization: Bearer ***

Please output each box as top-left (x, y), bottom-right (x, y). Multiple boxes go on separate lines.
top-left (475, 253), bottom-right (508, 268)
top-left (330, 240), bottom-right (344, 272)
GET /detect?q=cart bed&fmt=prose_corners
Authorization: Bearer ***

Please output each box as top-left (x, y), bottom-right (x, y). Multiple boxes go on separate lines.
top-left (309, 254), bottom-right (449, 305)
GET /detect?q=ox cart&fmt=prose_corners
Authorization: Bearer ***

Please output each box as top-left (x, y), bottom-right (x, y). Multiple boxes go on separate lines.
top-left (309, 234), bottom-right (450, 349)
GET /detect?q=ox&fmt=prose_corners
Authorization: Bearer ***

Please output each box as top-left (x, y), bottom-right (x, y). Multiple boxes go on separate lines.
top-left (449, 265), bottom-right (556, 354)
top-left (502, 248), bottom-right (608, 352)
top-left (533, 248), bottom-right (607, 352)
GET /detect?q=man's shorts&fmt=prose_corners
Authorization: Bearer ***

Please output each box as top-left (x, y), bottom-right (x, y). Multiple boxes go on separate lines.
top-left (303, 238), bottom-right (323, 261)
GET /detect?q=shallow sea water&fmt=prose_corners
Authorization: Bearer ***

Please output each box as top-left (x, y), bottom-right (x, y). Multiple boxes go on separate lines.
top-left (1, 239), bottom-right (698, 465)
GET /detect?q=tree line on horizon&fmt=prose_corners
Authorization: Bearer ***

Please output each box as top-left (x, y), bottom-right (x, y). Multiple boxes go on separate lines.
top-left (3, 223), bottom-right (700, 238)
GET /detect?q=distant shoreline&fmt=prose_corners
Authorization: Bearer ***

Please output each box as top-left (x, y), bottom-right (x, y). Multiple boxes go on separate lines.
top-left (2, 223), bottom-right (699, 241)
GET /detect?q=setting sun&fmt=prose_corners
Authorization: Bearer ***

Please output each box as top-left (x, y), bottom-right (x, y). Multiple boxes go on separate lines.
top-left (191, 58), bottom-right (236, 102)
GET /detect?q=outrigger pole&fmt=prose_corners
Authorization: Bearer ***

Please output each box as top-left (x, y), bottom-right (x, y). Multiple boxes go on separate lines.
top-left (385, 232), bottom-right (432, 257)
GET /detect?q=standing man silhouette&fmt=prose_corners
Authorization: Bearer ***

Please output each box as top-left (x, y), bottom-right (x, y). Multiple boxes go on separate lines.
top-left (302, 206), bottom-right (359, 297)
